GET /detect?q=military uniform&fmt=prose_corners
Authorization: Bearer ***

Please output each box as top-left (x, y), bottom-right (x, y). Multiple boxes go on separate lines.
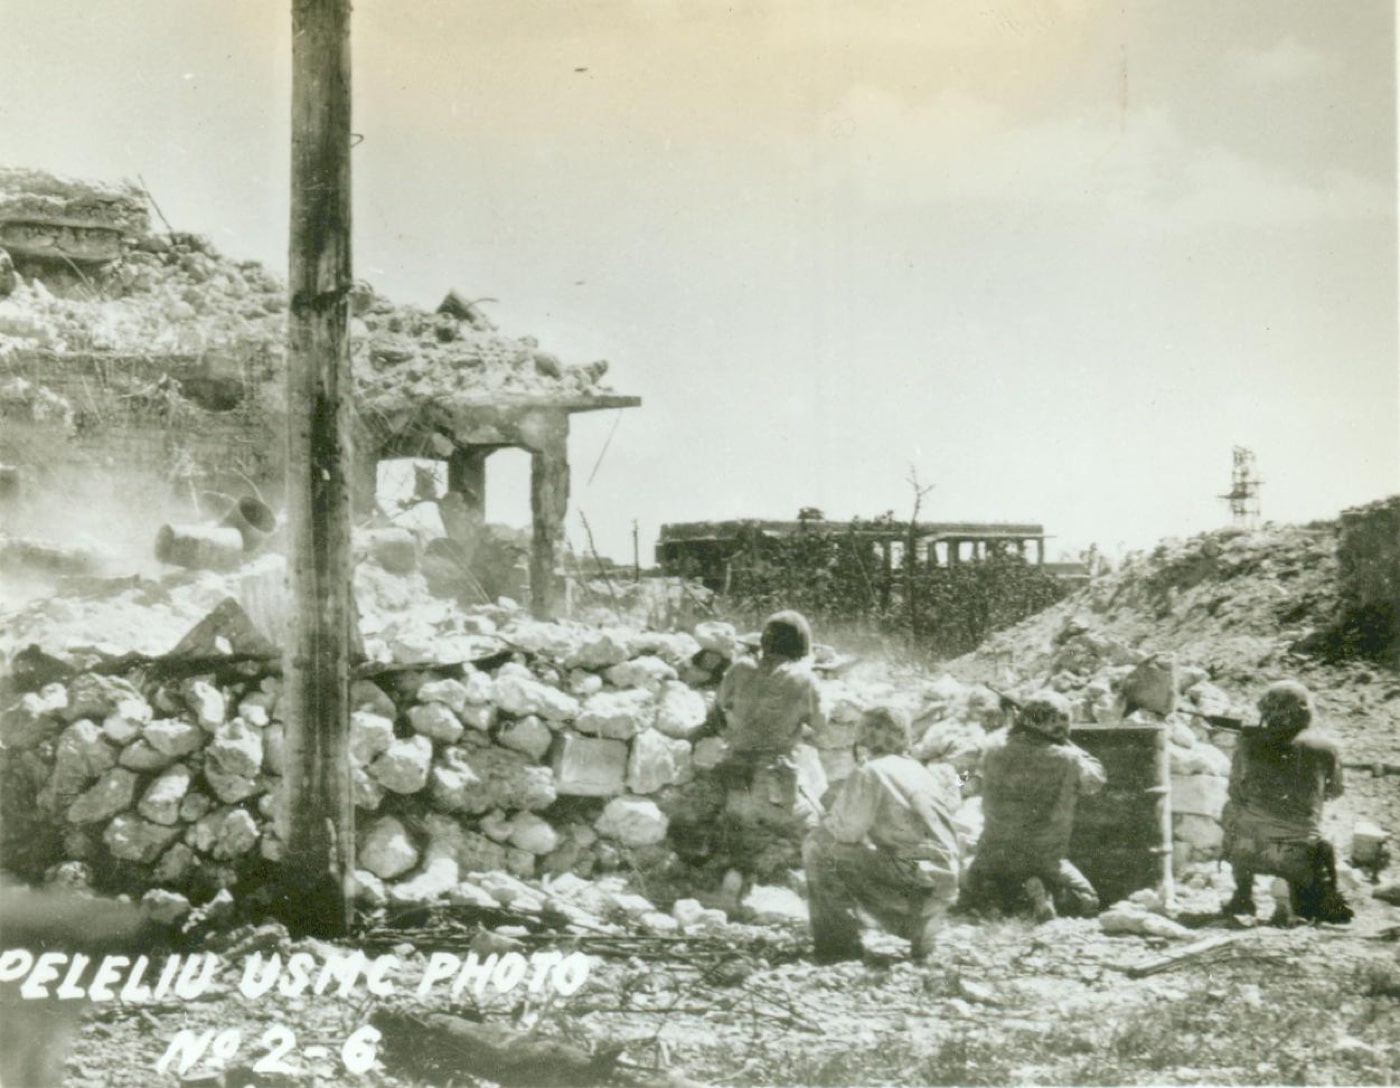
top-left (804, 749), bottom-right (963, 961)
top-left (1222, 680), bottom-right (1351, 924)
top-left (960, 692), bottom-right (1105, 920)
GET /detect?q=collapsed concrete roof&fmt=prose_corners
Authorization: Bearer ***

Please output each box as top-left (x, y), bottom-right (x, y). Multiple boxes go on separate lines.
top-left (0, 166), bottom-right (629, 411)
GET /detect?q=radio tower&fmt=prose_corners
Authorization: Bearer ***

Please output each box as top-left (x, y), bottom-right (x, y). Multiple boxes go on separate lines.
top-left (1219, 446), bottom-right (1262, 529)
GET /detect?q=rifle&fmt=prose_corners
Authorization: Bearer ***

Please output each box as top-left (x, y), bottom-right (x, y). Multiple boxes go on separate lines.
top-left (1187, 712), bottom-right (1400, 777)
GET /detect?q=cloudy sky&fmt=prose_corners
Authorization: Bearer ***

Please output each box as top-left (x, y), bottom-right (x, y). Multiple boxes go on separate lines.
top-left (3, 1), bottom-right (1396, 563)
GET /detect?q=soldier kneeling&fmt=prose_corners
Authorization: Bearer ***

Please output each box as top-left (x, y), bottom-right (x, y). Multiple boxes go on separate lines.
top-left (1221, 680), bottom-right (1353, 926)
top-left (803, 707), bottom-right (962, 964)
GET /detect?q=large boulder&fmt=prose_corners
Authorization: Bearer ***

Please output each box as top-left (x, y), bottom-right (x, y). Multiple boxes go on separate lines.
top-left (350, 711), bottom-right (395, 764)
top-left (576, 689), bottom-right (655, 740)
top-left (494, 673), bottom-right (580, 723)
top-left (408, 702), bottom-right (464, 744)
top-left (605, 656), bottom-right (677, 693)
top-left (564, 629), bottom-right (632, 670)
top-left (595, 796), bottom-right (668, 847)
top-left (496, 715), bottom-right (553, 760)
top-left (360, 815), bottom-right (419, 880)
top-left (66, 768), bottom-right (137, 824)
top-left (143, 719), bottom-right (205, 758)
top-left (62, 674), bottom-right (146, 723)
top-left (104, 815), bottom-right (180, 864)
top-left (653, 682), bottom-right (708, 740)
top-left (138, 764), bottom-right (193, 826)
top-left (369, 735), bottom-right (433, 794)
top-left (627, 730), bottom-right (690, 794)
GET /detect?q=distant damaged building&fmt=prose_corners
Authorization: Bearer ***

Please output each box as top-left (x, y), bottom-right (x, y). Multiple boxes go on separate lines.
top-left (657, 515), bottom-right (1054, 593)
top-left (0, 167), bottom-right (638, 617)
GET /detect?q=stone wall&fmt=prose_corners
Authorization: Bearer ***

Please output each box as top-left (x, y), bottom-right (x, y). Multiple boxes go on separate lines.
top-left (0, 617), bottom-right (756, 910)
top-left (1338, 495), bottom-right (1400, 659)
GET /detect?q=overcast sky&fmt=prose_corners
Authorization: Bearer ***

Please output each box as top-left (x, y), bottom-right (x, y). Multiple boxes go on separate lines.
top-left (3, 1), bottom-right (1396, 564)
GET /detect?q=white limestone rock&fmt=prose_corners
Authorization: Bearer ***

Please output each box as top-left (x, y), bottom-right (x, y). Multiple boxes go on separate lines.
top-left (417, 678), bottom-right (472, 716)
top-left (369, 735), bottom-right (433, 794)
top-left (654, 682), bottom-right (708, 740)
top-left (141, 888), bottom-right (193, 926)
top-left (693, 621), bottom-right (738, 658)
top-left (576, 689), bottom-right (655, 740)
top-left (350, 711), bottom-right (395, 764)
top-left (360, 815), bottom-right (419, 880)
top-left (67, 768), bottom-right (138, 824)
top-left (206, 718), bottom-right (263, 779)
top-left (692, 736), bottom-right (731, 771)
top-left (595, 796), bottom-right (668, 847)
top-left (182, 680), bottom-right (227, 731)
top-left (568, 669), bottom-right (604, 697)
top-left (496, 714), bottom-right (553, 760)
top-left (45, 720), bottom-right (117, 800)
top-left (389, 857), bottom-right (460, 905)
top-left (104, 815), bottom-right (180, 863)
top-left (353, 764), bottom-right (385, 810)
top-left (408, 702), bottom-right (464, 743)
top-left (626, 729), bottom-right (687, 794)
top-left (564, 629), bottom-right (632, 670)
top-left (138, 764), bottom-right (193, 826)
top-left (144, 719), bottom-right (205, 758)
top-left (494, 673), bottom-right (580, 723)
top-left (1171, 774), bottom-right (1229, 818)
top-left (605, 656), bottom-right (677, 693)
top-left (63, 674), bottom-right (144, 723)
top-left (507, 812), bottom-right (560, 856)
top-left (153, 842), bottom-right (196, 885)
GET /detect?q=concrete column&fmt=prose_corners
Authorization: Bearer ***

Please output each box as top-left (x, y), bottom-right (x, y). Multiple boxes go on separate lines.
top-left (529, 438), bottom-right (570, 619)
top-left (448, 446), bottom-right (492, 517)
top-left (1036, 538), bottom-right (1045, 565)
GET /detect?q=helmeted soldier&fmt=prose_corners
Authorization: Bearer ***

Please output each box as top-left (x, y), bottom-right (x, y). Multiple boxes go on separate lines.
top-left (1221, 680), bottom-right (1352, 925)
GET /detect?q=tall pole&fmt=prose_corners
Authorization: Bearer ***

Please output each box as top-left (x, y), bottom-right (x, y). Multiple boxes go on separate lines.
top-left (280, 0), bottom-right (355, 936)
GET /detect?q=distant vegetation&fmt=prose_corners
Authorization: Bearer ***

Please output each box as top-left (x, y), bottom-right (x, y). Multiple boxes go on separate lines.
top-left (717, 516), bottom-right (1069, 660)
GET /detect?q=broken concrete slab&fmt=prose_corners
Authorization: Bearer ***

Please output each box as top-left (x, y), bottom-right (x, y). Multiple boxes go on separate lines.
top-left (552, 733), bottom-right (628, 797)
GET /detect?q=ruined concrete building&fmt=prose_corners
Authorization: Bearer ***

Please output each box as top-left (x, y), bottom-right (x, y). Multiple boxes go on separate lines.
top-left (0, 167), bottom-right (638, 617)
top-left (657, 516), bottom-right (1055, 592)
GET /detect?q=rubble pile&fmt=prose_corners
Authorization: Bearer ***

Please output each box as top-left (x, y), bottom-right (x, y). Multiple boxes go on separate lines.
top-left (950, 513), bottom-right (1400, 865)
top-left (0, 165), bottom-right (615, 402)
top-left (957, 522), bottom-right (1344, 691)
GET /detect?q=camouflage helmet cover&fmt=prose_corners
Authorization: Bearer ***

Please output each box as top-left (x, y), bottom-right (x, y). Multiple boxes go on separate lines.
top-left (1017, 690), bottom-right (1073, 741)
top-left (1257, 680), bottom-right (1313, 731)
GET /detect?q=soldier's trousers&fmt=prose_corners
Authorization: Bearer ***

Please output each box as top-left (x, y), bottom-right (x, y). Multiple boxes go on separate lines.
top-left (961, 856), bottom-right (1100, 918)
top-left (803, 833), bottom-right (960, 958)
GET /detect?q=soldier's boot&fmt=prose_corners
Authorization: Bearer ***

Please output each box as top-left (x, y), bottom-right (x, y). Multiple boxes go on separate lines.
top-left (1023, 877), bottom-right (1056, 924)
top-left (1221, 871), bottom-right (1256, 917)
top-left (909, 908), bottom-right (948, 963)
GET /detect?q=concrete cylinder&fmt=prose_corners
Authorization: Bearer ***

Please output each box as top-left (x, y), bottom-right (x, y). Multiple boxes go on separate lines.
top-left (221, 497), bottom-right (277, 552)
top-left (155, 524), bottom-right (244, 571)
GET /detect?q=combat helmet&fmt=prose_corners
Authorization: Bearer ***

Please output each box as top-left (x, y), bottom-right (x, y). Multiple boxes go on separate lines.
top-left (1017, 690), bottom-right (1073, 742)
top-left (856, 706), bottom-right (912, 757)
top-left (760, 610), bottom-right (813, 659)
top-left (1257, 679), bottom-right (1313, 733)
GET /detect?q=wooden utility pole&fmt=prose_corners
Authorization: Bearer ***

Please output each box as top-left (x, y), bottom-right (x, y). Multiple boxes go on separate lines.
top-left (279, 0), bottom-right (355, 936)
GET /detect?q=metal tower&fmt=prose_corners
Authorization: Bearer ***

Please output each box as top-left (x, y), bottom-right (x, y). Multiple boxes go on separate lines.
top-left (1219, 446), bottom-right (1262, 529)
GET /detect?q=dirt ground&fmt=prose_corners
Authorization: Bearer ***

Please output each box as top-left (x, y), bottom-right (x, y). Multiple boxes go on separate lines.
top-left (46, 866), bottom-right (1400, 1088)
